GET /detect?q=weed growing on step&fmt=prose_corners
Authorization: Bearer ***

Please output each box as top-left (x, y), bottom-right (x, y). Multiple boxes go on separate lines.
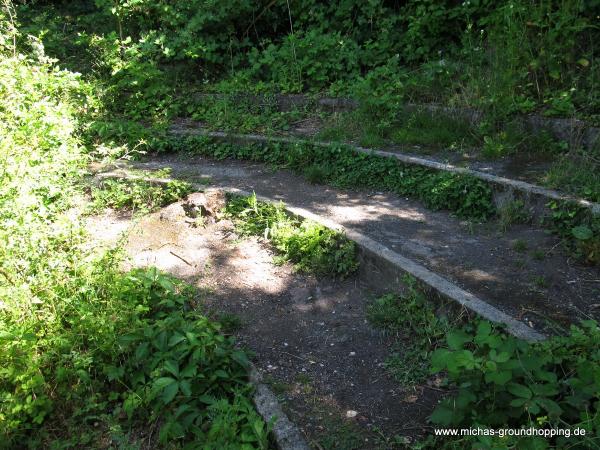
top-left (367, 277), bottom-right (455, 385)
top-left (224, 194), bottom-right (358, 278)
top-left (303, 164), bottom-right (333, 184)
top-left (531, 249), bottom-right (546, 261)
top-left (498, 200), bottom-right (531, 231)
top-left (544, 153), bottom-right (600, 203)
top-left (89, 175), bottom-right (191, 214)
top-left (175, 136), bottom-right (496, 221)
top-left (513, 239), bottom-right (528, 252)
top-left (216, 311), bottom-right (244, 333)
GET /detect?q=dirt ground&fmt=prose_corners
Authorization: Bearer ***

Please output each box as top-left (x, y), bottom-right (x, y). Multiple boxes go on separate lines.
top-left (86, 195), bottom-right (440, 449)
top-left (115, 154), bottom-right (600, 333)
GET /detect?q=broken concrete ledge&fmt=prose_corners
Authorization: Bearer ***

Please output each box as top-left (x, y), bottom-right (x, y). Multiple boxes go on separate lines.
top-left (250, 367), bottom-right (311, 450)
top-left (94, 168), bottom-right (547, 342)
top-left (170, 128), bottom-right (600, 221)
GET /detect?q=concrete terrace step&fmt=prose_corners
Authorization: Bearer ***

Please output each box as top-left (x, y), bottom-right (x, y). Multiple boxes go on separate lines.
top-left (190, 93), bottom-right (600, 150)
top-left (169, 124), bottom-right (600, 226)
top-left (97, 154), bottom-right (600, 340)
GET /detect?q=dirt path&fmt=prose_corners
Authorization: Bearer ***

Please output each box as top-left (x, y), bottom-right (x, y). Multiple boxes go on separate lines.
top-left (121, 154), bottom-right (599, 332)
top-left (86, 197), bottom-right (439, 449)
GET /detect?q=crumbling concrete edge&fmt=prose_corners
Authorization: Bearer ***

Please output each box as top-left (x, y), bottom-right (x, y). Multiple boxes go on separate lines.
top-left (170, 128), bottom-right (600, 217)
top-left (249, 366), bottom-right (311, 450)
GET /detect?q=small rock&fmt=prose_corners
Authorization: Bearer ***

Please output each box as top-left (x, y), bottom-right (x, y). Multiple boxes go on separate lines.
top-left (346, 410), bottom-right (358, 418)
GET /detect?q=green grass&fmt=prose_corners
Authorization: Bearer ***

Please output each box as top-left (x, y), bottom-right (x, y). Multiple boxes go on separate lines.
top-left (544, 154), bottom-right (600, 203)
top-left (512, 239), bottom-right (528, 252)
top-left (366, 278), bottom-right (454, 386)
top-left (316, 418), bottom-right (365, 450)
top-left (216, 311), bottom-right (244, 333)
top-left (497, 200), bottom-right (531, 231)
top-left (317, 108), bottom-right (478, 151)
top-left (392, 109), bottom-right (477, 149)
top-left (224, 193), bottom-right (358, 278)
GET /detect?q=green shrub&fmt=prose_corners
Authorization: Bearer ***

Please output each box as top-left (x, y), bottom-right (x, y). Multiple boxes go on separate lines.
top-left (248, 30), bottom-right (360, 93)
top-left (430, 320), bottom-right (600, 448)
top-left (106, 269), bottom-right (269, 447)
top-left (0, 23), bottom-right (265, 447)
top-left (90, 175), bottom-right (191, 214)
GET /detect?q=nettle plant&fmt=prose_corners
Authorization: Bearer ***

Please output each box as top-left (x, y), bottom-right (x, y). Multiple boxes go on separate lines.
top-left (108, 269), bottom-right (269, 446)
top-left (430, 320), bottom-right (600, 448)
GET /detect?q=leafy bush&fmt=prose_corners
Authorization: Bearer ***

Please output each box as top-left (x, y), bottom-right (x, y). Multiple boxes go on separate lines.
top-left (430, 320), bottom-right (600, 449)
top-left (19, 0), bottom-right (600, 120)
top-left (247, 30), bottom-right (360, 92)
top-left (0, 20), bottom-right (265, 447)
top-left (224, 193), bottom-right (358, 277)
top-left (105, 269), bottom-right (269, 447)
